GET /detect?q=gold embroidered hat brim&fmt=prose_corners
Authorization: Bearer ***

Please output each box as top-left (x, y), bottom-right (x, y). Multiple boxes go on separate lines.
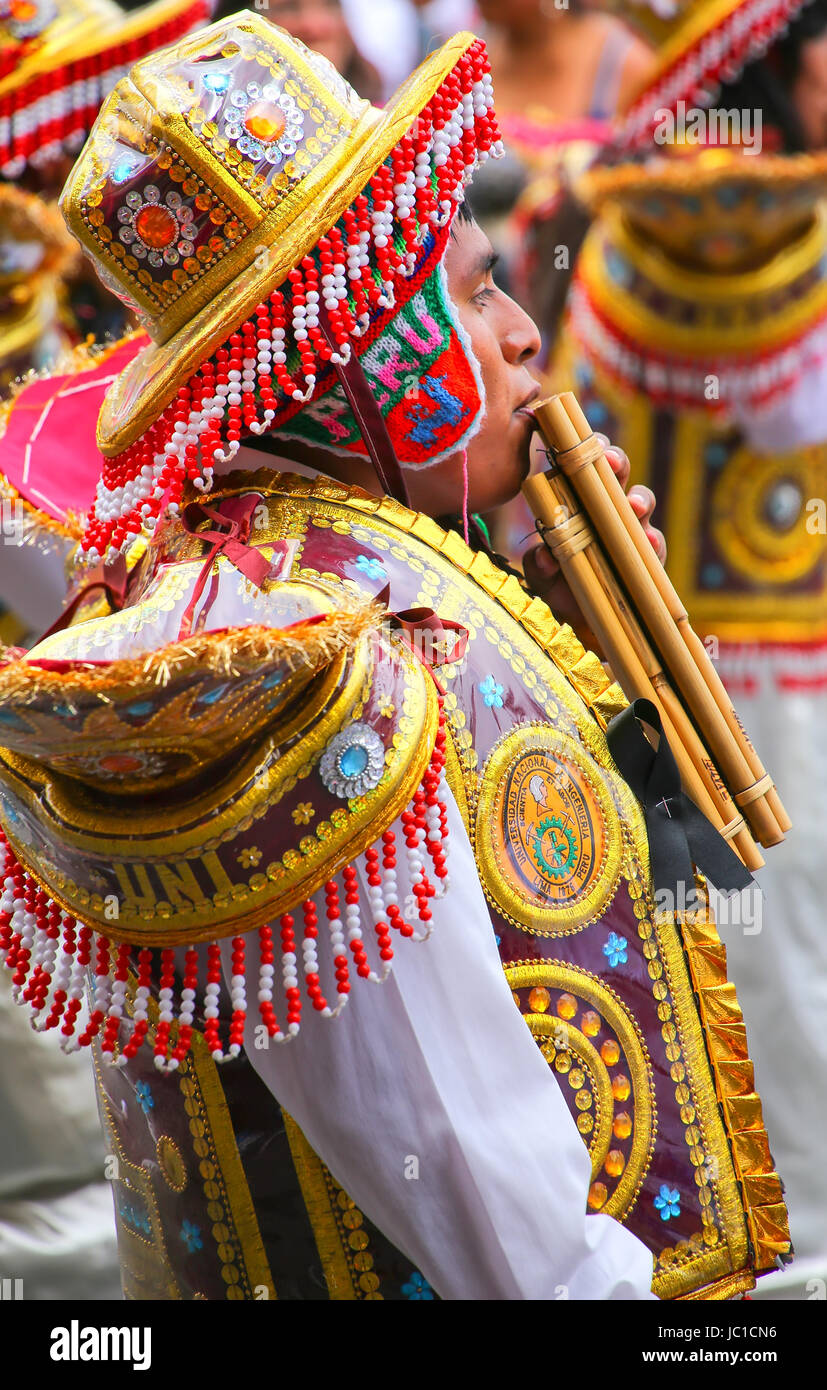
top-left (86, 30), bottom-right (478, 459)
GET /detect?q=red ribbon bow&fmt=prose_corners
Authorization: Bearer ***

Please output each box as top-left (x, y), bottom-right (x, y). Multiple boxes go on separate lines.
top-left (375, 584), bottom-right (468, 675)
top-left (178, 494), bottom-right (279, 639)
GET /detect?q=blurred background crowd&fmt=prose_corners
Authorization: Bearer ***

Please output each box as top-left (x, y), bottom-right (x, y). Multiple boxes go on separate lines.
top-left (1, 0), bottom-right (825, 1302)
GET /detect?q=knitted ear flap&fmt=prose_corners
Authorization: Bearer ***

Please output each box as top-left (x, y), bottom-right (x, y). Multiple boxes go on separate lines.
top-left (276, 253), bottom-right (487, 469)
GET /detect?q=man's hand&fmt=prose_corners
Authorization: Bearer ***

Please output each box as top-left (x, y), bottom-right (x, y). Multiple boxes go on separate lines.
top-left (522, 435), bottom-right (666, 657)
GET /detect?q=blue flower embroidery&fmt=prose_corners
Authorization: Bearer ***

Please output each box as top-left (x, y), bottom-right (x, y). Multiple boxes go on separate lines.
top-left (479, 675), bottom-right (504, 709)
top-left (135, 1081), bottom-right (154, 1115)
top-left (603, 932), bottom-right (628, 968)
top-left (119, 1201), bottom-right (151, 1237)
top-left (654, 1185), bottom-right (681, 1222)
top-left (181, 1220), bottom-right (203, 1253)
top-left (401, 1271), bottom-right (434, 1300)
top-left (355, 554), bottom-right (387, 582)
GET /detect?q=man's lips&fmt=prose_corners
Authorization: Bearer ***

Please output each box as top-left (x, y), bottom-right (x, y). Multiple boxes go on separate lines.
top-left (513, 385), bottom-right (542, 419)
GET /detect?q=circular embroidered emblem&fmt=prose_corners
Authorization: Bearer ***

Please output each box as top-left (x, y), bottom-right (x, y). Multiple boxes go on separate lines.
top-left (506, 961), bottom-right (655, 1223)
top-left (475, 724), bottom-right (623, 934)
top-left (711, 443), bottom-right (824, 587)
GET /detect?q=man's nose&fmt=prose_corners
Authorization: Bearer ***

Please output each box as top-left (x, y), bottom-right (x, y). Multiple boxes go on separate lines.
top-left (501, 298), bottom-right (542, 365)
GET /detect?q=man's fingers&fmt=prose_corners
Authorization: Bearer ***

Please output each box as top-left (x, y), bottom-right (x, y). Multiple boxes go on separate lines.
top-left (628, 486), bottom-right (666, 562)
top-left (628, 484), bottom-right (656, 520)
top-left (524, 541), bottom-right (560, 581)
top-left (647, 526), bottom-right (667, 563)
top-left (596, 433), bottom-right (630, 491)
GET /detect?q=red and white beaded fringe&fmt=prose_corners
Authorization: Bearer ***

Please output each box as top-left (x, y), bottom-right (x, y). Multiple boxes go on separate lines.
top-left (619, 0), bottom-right (806, 150)
top-left (82, 38), bottom-right (502, 563)
top-left (0, 706), bottom-right (450, 1072)
top-left (569, 271), bottom-right (827, 414)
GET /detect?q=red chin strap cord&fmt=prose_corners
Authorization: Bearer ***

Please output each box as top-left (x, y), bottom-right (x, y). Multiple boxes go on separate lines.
top-left (318, 306), bottom-right (410, 509)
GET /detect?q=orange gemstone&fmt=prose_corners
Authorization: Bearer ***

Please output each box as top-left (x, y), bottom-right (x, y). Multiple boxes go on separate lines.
top-left (588, 1181), bottom-right (608, 1211)
top-left (557, 992), bottom-right (577, 1020)
top-left (581, 1010), bottom-right (601, 1037)
top-left (135, 204), bottom-right (177, 249)
top-left (613, 1111), bottom-right (633, 1140)
top-left (601, 1039), bottom-right (620, 1066)
top-left (604, 1149), bottom-right (625, 1178)
top-left (99, 753), bottom-right (142, 773)
top-left (244, 101), bottom-right (287, 144)
top-left (528, 986), bottom-right (550, 1013)
top-left (612, 1073), bottom-right (631, 1102)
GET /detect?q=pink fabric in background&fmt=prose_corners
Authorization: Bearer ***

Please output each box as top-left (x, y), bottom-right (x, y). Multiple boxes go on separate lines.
top-left (0, 333), bottom-right (148, 523)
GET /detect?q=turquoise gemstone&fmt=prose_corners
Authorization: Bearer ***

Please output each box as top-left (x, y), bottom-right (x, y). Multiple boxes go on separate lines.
top-left (339, 744), bottom-right (369, 778)
top-left (111, 159), bottom-right (135, 184)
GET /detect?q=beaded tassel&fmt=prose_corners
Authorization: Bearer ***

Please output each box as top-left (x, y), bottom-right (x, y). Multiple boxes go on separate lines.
top-left (81, 39), bottom-right (503, 563)
top-left (0, 701), bottom-right (451, 1066)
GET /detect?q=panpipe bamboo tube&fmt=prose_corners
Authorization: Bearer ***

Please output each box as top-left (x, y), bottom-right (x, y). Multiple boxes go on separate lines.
top-left (561, 393), bottom-right (792, 838)
top-left (534, 393), bottom-right (785, 849)
top-left (546, 468), bottom-right (763, 870)
top-left (522, 470), bottom-right (763, 872)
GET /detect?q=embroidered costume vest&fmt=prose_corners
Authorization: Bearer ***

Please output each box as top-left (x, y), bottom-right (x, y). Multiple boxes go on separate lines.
top-left (11, 470), bottom-right (790, 1300)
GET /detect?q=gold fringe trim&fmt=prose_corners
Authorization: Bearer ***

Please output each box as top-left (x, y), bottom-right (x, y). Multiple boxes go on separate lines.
top-left (681, 910), bottom-right (792, 1273)
top-left (282, 1112), bottom-right (358, 1300)
top-left (0, 602), bottom-right (382, 703)
top-left (677, 1268), bottom-right (756, 1302)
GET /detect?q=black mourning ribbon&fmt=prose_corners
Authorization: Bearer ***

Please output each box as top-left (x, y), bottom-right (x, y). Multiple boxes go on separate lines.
top-left (606, 698), bottom-right (753, 900)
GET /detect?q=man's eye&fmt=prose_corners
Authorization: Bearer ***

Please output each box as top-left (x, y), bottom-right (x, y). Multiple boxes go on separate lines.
top-left (472, 287), bottom-right (496, 308)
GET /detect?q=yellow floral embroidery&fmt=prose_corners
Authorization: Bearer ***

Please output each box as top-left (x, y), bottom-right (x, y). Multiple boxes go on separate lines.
top-left (237, 846), bottom-right (262, 869)
top-left (292, 802), bottom-right (314, 826)
top-left (379, 696), bottom-right (395, 719)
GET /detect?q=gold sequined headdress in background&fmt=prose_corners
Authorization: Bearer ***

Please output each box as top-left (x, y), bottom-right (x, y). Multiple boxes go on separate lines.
top-left (608, 0), bottom-right (818, 147)
top-left (0, 0), bottom-right (212, 178)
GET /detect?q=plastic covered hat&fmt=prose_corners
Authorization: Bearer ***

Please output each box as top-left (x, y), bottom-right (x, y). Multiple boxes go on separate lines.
top-left (0, 0), bottom-right (212, 177)
top-left (58, 11), bottom-right (503, 561)
top-left (610, 0), bottom-right (817, 147)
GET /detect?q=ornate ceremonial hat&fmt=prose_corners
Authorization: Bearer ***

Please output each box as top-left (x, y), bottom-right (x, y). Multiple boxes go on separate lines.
top-left (0, 0), bottom-right (212, 177)
top-left (610, 0), bottom-right (818, 147)
top-left (568, 148), bottom-right (827, 413)
top-left (58, 11), bottom-right (502, 562)
top-left (554, 147), bottom-right (827, 643)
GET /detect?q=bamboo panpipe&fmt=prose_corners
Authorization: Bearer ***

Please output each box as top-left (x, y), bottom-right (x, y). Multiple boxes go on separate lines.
top-left (541, 467), bottom-right (762, 869)
top-left (522, 469), bottom-right (763, 872)
top-left (561, 394), bottom-right (791, 838)
top-left (527, 393), bottom-right (787, 850)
